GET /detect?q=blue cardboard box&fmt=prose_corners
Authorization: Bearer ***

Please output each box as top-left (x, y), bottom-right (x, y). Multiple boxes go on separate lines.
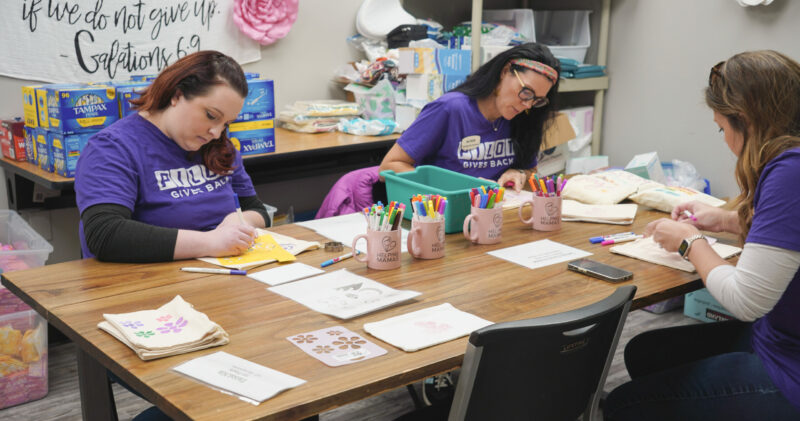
top-left (228, 119), bottom-right (275, 155)
top-left (115, 82), bottom-right (150, 117)
top-left (684, 288), bottom-right (735, 323)
top-left (21, 85), bottom-right (41, 128)
top-left (51, 132), bottom-right (93, 177)
top-left (36, 130), bottom-right (53, 172)
top-left (237, 79), bottom-right (275, 121)
top-left (129, 74), bottom-right (158, 82)
top-left (47, 84), bottom-right (119, 134)
top-left (24, 127), bottom-right (38, 164)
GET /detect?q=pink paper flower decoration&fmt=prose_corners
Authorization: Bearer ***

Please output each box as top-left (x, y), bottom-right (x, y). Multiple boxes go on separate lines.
top-left (233, 0), bottom-right (299, 45)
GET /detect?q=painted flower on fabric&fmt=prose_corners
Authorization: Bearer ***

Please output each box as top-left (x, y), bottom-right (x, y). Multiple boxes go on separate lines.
top-left (233, 0), bottom-right (299, 45)
top-left (157, 317), bottom-right (188, 334)
top-left (121, 320), bottom-right (144, 329)
top-left (156, 315), bottom-right (173, 322)
top-left (135, 330), bottom-right (155, 338)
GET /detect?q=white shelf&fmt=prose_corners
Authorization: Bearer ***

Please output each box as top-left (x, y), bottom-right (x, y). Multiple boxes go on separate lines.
top-left (559, 77), bottom-right (609, 93)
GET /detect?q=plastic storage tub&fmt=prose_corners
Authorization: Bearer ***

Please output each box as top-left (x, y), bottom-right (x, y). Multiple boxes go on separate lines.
top-left (534, 10), bottom-right (591, 63)
top-left (0, 209), bottom-right (53, 409)
top-left (484, 9), bottom-right (536, 42)
top-left (381, 166), bottom-right (499, 234)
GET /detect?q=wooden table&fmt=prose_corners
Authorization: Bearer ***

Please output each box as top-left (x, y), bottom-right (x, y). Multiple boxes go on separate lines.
top-left (0, 128), bottom-right (399, 210)
top-left (1, 207), bottom-right (715, 421)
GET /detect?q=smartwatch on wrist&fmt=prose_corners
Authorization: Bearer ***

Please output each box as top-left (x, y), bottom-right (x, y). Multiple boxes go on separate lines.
top-left (678, 234), bottom-right (707, 261)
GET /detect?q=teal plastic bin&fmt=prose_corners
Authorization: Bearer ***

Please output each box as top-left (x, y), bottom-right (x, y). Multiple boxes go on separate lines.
top-left (381, 166), bottom-right (499, 233)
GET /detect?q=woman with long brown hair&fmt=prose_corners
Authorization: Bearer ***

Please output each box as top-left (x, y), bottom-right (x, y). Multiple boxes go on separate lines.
top-left (604, 50), bottom-right (800, 419)
top-left (76, 50), bottom-right (269, 262)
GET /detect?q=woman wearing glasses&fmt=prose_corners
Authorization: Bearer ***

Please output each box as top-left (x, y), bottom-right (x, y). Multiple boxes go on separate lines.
top-left (604, 50), bottom-right (800, 420)
top-left (379, 42), bottom-right (560, 192)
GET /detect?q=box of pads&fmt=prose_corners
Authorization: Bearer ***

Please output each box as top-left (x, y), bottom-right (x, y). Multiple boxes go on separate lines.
top-left (228, 119), bottom-right (275, 155)
top-left (237, 79), bottom-right (275, 121)
top-left (51, 132), bottom-right (92, 177)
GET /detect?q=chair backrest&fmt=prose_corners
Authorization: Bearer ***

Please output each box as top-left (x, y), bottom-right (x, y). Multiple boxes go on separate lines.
top-left (448, 285), bottom-right (636, 421)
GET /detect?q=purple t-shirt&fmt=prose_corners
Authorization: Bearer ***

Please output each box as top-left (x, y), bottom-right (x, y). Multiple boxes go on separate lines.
top-left (75, 113), bottom-right (257, 258)
top-left (748, 148), bottom-right (800, 409)
top-left (397, 92), bottom-right (536, 180)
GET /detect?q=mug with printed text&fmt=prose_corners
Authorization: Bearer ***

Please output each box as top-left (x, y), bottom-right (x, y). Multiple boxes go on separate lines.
top-left (463, 204), bottom-right (503, 245)
top-left (407, 219), bottom-right (446, 259)
top-left (352, 228), bottom-right (402, 270)
top-left (518, 194), bottom-right (562, 231)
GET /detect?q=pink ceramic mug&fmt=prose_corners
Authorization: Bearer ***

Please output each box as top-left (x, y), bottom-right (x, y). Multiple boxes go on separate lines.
top-left (352, 229), bottom-right (402, 270)
top-left (518, 194), bottom-right (562, 231)
top-left (407, 219), bottom-right (446, 259)
top-left (462, 205), bottom-right (503, 244)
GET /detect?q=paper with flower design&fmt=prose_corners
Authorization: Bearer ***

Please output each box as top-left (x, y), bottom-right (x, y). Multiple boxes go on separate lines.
top-left (364, 303), bottom-right (493, 352)
top-left (198, 229), bottom-right (320, 270)
top-left (98, 295), bottom-right (229, 360)
top-left (268, 269), bottom-right (420, 319)
top-left (287, 326), bottom-right (386, 367)
top-left (610, 236), bottom-right (741, 272)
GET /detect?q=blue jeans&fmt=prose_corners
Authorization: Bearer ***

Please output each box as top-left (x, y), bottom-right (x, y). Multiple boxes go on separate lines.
top-left (604, 320), bottom-right (799, 420)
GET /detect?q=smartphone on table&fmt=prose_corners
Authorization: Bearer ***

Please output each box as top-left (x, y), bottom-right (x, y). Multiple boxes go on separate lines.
top-left (567, 258), bottom-right (633, 283)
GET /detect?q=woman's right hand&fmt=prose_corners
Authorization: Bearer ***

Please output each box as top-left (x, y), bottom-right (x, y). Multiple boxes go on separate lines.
top-left (203, 215), bottom-right (257, 257)
top-left (671, 201), bottom-right (738, 233)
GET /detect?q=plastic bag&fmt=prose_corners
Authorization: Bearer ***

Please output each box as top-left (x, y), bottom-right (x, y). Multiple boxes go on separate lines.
top-left (337, 118), bottom-right (399, 136)
top-left (664, 159), bottom-right (709, 193)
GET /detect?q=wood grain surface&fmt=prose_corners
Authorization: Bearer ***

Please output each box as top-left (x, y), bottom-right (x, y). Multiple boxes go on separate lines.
top-left (2, 206), bottom-right (728, 421)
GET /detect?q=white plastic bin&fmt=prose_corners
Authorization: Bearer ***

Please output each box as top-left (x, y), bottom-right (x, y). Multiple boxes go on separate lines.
top-left (483, 9), bottom-right (536, 42)
top-left (0, 209), bottom-right (53, 409)
top-left (534, 10), bottom-right (592, 63)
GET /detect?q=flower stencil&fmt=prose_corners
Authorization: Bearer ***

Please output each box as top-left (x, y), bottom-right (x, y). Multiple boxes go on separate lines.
top-left (157, 317), bottom-right (188, 334)
top-left (332, 336), bottom-right (367, 350)
top-left (292, 334), bottom-right (318, 344)
top-left (313, 345), bottom-right (334, 354)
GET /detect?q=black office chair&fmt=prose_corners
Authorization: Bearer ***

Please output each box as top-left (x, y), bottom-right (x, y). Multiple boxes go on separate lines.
top-left (397, 285), bottom-right (637, 421)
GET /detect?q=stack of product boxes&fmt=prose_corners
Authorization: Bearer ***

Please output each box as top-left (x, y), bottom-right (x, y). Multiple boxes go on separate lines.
top-left (21, 83), bottom-right (120, 177)
top-left (398, 47), bottom-right (471, 102)
top-left (227, 73), bottom-right (276, 156)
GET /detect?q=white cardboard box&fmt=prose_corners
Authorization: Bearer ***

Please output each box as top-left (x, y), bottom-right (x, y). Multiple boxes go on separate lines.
top-left (625, 152), bottom-right (666, 183)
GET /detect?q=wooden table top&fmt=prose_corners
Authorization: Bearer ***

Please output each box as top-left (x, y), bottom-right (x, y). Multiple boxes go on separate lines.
top-left (1, 206), bottom-right (720, 421)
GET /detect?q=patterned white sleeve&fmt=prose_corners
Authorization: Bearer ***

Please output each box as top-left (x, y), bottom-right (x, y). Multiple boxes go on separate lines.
top-left (706, 243), bottom-right (800, 321)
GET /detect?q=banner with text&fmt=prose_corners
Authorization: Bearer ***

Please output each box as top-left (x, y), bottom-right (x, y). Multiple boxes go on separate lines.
top-left (1, 0), bottom-right (261, 83)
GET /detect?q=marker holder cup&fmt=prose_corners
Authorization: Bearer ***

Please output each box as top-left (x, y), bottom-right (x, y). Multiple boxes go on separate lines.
top-left (408, 219), bottom-right (446, 260)
top-left (518, 194), bottom-right (562, 231)
top-left (463, 204), bottom-right (503, 245)
top-left (352, 228), bottom-right (402, 270)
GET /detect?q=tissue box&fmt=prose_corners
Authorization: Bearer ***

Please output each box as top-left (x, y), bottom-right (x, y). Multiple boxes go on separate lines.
top-left (51, 132), bottom-right (92, 177)
top-left (47, 84), bottom-right (119, 135)
top-left (0, 120), bottom-right (26, 162)
top-left (405, 73), bottom-right (468, 102)
top-left (398, 48), bottom-right (471, 75)
top-left (237, 79), bottom-right (275, 121)
top-left (625, 152), bottom-right (666, 183)
top-left (228, 119), bottom-right (275, 155)
top-left (684, 288), bottom-right (734, 323)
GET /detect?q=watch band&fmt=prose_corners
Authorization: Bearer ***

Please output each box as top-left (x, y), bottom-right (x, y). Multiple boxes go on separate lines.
top-left (679, 234), bottom-right (707, 260)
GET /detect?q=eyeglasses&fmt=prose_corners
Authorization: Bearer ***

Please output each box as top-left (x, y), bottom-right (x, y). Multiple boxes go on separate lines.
top-left (709, 61), bottom-right (725, 87)
top-left (513, 69), bottom-right (549, 108)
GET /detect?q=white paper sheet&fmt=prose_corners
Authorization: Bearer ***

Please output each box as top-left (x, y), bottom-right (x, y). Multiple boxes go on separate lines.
top-left (500, 189), bottom-right (529, 210)
top-left (296, 213), bottom-right (409, 253)
top-left (487, 239), bottom-right (592, 270)
top-left (364, 303), bottom-right (493, 352)
top-left (268, 269), bottom-right (421, 319)
top-left (172, 351), bottom-right (305, 404)
top-left (247, 263), bottom-right (325, 286)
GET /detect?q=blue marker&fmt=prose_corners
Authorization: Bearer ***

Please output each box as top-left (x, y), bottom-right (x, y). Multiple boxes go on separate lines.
top-left (589, 232), bottom-right (636, 244)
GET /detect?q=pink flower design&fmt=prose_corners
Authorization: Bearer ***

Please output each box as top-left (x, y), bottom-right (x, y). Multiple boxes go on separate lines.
top-left (156, 315), bottom-right (173, 322)
top-left (233, 0), bottom-right (299, 45)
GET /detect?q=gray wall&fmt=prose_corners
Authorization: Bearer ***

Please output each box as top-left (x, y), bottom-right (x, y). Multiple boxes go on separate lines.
top-left (604, 0), bottom-right (800, 199)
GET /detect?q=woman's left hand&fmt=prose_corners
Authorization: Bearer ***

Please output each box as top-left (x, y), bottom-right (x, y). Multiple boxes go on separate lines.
top-left (644, 218), bottom-right (701, 252)
top-left (497, 169), bottom-right (526, 192)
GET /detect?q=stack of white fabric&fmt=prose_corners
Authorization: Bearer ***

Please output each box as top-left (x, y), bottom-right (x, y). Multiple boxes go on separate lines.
top-left (98, 295), bottom-right (229, 360)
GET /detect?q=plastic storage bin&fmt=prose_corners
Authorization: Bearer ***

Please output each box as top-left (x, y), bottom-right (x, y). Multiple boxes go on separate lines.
top-left (0, 309), bottom-right (48, 409)
top-left (0, 209), bottom-right (53, 409)
top-left (381, 166), bottom-right (499, 234)
top-left (534, 10), bottom-right (591, 63)
top-left (484, 9), bottom-right (536, 41)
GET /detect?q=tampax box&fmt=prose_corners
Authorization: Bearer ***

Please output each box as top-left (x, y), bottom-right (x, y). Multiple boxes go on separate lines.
top-left (0, 120), bottom-right (26, 162)
top-left (129, 74), bottom-right (158, 82)
top-left (35, 87), bottom-right (50, 129)
top-left (21, 85), bottom-right (41, 128)
top-left (24, 128), bottom-right (38, 164)
top-left (47, 84), bottom-right (119, 135)
top-left (237, 79), bottom-right (275, 121)
top-left (51, 132), bottom-right (92, 177)
top-left (228, 119), bottom-right (275, 156)
top-left (36, 131), bottom-right (53, 173)
top-left (114, 82), bottom-right (150, 117)
top-left (398, 48), bottom-right (471, 75)
top-left (684, 288), bottom-right (734, 323)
